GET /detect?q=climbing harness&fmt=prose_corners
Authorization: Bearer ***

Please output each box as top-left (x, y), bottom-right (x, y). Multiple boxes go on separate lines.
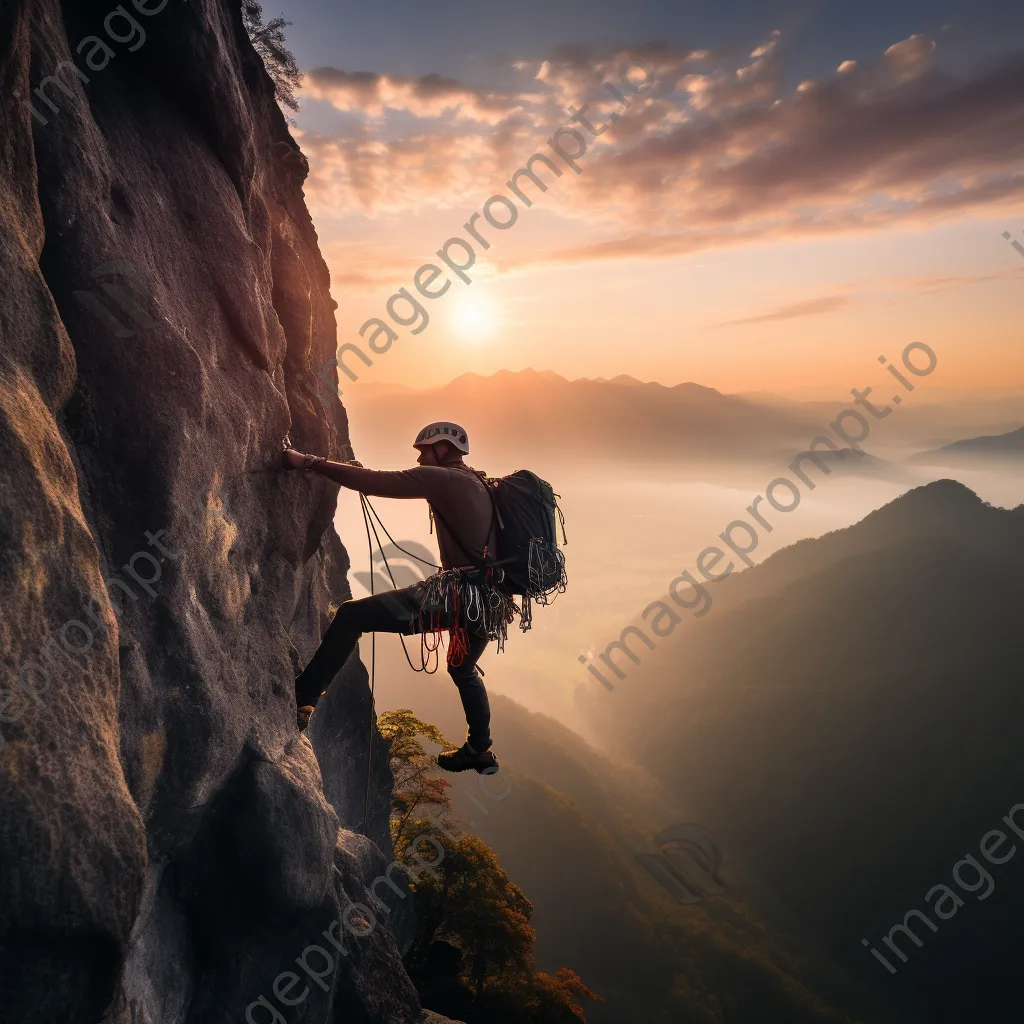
top-left (431, 470), bottom-right (567, 620)
top-left (419, 567), bottom-right (518, 663)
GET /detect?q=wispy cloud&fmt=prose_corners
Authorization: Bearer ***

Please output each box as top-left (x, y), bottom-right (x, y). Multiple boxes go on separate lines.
top-left (900, 265), bottom-right (1024, 293)
top-left (707, 294), bottom-right (853, 329)
top-left (321, 241), bottom-right (426, 290)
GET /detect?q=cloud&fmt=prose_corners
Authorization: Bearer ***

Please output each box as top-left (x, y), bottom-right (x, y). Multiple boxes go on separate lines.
top-left (900, 265), bottom-right (1024, 293)
top-left (708, 294), bottom-right (853, 328)
top-left (297, 51), bottom-right (655, 215)
top-left (301, 67), bottom-right (532, 125)
top-left (884, 33), bottom-right (938, 80)
top-left (321, 241), bottom-right (419, 290)
top-left (583, 47), bottom-right (1024, 212)
top-left (296, 33), bottom-right (1024, 269)
top-left (680, 29), bottom-right (781, 113)
top-left (690, 265), bottom-right (1024, 330)
top-left (299, 125), bottom-right (514, 215)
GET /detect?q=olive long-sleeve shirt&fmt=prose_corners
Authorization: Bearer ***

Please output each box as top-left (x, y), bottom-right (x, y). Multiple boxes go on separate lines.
top-left (314, 461), bottom-right (497, 570)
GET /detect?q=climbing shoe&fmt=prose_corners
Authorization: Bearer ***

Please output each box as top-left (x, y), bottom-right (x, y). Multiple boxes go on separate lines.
top-left (437, 743), bottom-right (499, 775)
top-left (297, 705), bottom-right (314, 732)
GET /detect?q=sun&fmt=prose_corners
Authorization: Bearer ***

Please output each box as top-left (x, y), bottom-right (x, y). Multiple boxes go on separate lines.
top-left (450, 291), bottom-right (500, 342)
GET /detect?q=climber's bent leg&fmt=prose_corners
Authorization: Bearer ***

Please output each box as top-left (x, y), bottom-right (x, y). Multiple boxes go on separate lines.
top-left (447, 631), bottom-right (492, 753)
top-left (295, 585), bottom-right (424, 709)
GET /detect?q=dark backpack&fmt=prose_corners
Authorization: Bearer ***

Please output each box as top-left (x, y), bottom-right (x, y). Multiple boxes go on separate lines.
top-left (486, 470), bottom-right (567, 599)
top-left (433, 470), bottom-right (567, 610)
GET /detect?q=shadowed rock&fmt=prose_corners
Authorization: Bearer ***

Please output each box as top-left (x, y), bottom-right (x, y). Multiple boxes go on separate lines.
top-left (0, 2), bottom-right (455, 1022)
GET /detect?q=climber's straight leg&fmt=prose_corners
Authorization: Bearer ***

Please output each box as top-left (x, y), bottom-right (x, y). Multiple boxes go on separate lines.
top-left (448, 631), bottom-right (492, 752)
top-left (294, 613), bottom-right (359, 709)
top-left (295, 584), bottom-right (424, 709)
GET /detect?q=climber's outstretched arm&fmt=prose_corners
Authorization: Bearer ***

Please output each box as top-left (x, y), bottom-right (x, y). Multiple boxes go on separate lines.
top-left (282, 448), bottom-right (446, 499)
top-left (313, 461), bottom-right (440, 498)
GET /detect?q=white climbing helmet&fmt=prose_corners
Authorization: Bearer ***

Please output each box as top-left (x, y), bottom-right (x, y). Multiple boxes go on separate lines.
top-left (413, 421), bottom-right (470, 454)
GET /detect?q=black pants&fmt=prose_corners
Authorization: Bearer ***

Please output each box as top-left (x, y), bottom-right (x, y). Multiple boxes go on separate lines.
top-left (295, 582), bottom-right (492, 752)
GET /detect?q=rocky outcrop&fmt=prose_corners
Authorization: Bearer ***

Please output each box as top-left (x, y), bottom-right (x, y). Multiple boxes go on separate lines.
top-left (0, 2), bottom-right (448, 1022)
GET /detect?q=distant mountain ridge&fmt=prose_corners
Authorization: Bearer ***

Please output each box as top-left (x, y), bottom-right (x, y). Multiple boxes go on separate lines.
top-left (345, 372), bottom-right (1024, 465)
top-left (345, 367), bottom-right (817, 464)
top-left (908, 424), bottom-right (1024, 465)
top-left (710, 477), bottom-right (1024, 612)
top-left (576, 479), bottom-right (1024, 635)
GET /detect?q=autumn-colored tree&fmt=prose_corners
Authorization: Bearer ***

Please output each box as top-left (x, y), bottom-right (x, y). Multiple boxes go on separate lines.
top-left (483, 967), bottom-right (600, 1024)
top-left (405, 828), bottom-right (535, 993)
top-left (379, 709), bottom-right (599, 1023)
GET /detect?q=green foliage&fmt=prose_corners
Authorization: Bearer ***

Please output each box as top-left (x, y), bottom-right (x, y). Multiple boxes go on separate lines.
top-left (378, 708), bottom-right (450, 754)
top-left (241, 1), bottom-right (301, 113)
top-left (379, 709), bottom-right (455, 852)
top-left (403, 826), bottom-right (534, 988)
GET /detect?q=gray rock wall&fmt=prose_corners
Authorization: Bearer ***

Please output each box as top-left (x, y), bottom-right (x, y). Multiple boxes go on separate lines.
top-left (0, 2), bottom-right (442, 1021)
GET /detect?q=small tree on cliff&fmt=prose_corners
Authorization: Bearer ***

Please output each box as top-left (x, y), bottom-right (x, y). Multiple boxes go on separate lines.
top-left (406, 829), bottom-right (535, 992)
top-left (379, 709), bottom-right (599, 1023)
top-left (378, 709), bottom-right (454, 852)
top-left (242, 1), bottom-right (301, 113)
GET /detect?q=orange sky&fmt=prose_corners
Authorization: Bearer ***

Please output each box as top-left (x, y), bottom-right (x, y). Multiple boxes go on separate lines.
top-left (293, 32), bottom-right (1024, 393)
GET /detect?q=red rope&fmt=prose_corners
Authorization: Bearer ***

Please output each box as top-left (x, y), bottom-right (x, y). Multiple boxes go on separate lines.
top-left (447, 574), bottom-right (472, 667)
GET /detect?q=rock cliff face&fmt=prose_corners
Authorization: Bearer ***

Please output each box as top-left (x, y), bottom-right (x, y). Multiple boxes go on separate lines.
top-left (0, 2), bottom-right (439, 1021)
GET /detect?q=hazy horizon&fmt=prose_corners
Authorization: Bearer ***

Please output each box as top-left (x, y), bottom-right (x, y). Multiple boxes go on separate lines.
top-left (338, 366), bottom-right (1024, 406)
top-left (337, 450), bottom-right (1024, 738)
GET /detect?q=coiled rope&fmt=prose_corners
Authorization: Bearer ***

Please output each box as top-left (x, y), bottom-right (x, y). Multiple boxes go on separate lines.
top-left (357, 492), bottom-right (448, 834)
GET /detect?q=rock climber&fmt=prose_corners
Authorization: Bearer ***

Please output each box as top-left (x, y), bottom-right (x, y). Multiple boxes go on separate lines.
top-left (282, 422), bottom-right (511, 774)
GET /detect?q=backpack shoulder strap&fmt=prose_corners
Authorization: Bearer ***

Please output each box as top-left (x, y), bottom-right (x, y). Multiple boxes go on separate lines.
top-left (430, 468), bottom-right (501, 568)
top-left (429, 502), bottom-right (484, 569)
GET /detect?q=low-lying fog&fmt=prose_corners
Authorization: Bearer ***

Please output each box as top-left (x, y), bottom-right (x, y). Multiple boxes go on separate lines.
top-left (332, 448), bottom-right (1023, 745)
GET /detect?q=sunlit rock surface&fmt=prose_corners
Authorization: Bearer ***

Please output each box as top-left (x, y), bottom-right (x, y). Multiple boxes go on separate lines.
top-left (0, 2), bottom-right (449, 1021)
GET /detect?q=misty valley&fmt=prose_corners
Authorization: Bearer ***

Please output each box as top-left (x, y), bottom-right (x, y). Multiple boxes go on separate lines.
top-left (342, 372), bottom-right (1024, 1023)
